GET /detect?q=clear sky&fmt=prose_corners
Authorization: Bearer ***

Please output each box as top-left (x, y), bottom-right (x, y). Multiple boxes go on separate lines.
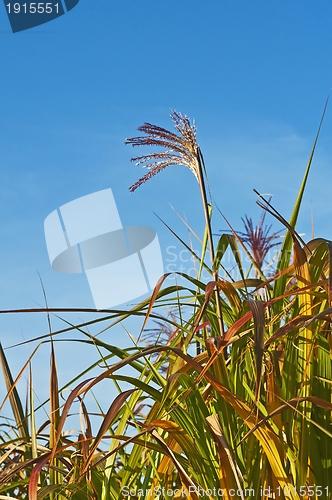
top-left (1, 0), bottom-right (332, 400)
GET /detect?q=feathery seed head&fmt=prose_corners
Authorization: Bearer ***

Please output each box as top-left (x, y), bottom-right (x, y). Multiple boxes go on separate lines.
top-left (240, 210), bottom-right (282, 270)
top-left (125, 110), bottom-right (199, 192)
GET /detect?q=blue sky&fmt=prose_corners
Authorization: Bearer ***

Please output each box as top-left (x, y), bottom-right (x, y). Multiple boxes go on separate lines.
top-left (1, 0), bottom-right (332, 404)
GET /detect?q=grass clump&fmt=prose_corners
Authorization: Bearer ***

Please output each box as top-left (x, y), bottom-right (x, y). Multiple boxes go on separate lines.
top-left (1, 107), bottom-right (332, 499)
